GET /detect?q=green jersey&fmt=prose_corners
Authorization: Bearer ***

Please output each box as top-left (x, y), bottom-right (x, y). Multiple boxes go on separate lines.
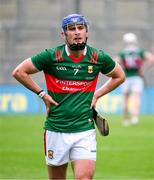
top-left (118, 47), bottom-right (145, 77)
top-left (31, 44), bottom-right (116, 133)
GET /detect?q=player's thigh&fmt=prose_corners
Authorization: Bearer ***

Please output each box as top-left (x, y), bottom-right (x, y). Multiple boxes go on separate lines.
top-left (70, 129), bottom-right (96, 161)
top-left (70, 130), bottom-right (96, 179)
top-left (47, 163), bottom-right (68, 180)
top-left (72, 159), bottom-right (96, 179)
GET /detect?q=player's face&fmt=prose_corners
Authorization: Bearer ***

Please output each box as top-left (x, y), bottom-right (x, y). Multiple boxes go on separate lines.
top-left (64, 24), bottom-right (88, 44)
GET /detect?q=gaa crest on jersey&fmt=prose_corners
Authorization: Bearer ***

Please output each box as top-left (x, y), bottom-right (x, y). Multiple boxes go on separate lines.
top-left (48, 150), bottom-right (54, 159)
top-left (88, 66), bottom-right (93, 73)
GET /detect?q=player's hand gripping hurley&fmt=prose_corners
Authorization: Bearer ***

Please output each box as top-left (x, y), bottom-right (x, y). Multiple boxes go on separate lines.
top-left (93, 108), bottom-right (109, 136)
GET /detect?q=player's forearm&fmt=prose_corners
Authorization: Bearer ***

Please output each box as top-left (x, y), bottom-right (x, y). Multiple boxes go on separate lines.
top-left (94, 62), bottom-right (125, 99)
top-left (94, 77), bottom-right (124, 99)
top-left (12, 70), bottom-right (41, 94)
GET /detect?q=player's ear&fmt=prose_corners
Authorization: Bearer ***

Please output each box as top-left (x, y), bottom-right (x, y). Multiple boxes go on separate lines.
top-left (61, 31), bottom-right (65, 40)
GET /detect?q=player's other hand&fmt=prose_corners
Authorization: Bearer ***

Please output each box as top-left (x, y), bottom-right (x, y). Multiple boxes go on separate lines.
top-left (42, 94), bottom-right (58, 115)
top-left (90, 94), bottom-right (98, 109)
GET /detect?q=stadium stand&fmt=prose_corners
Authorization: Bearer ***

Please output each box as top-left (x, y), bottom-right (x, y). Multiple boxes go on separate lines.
top-left (0, 0), bottom-right (154, 86)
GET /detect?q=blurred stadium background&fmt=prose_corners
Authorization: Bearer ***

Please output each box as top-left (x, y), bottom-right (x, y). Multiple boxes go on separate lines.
top-left (0, 0), bottom-right (154, 179)
top-left (0, 0), bottom-right (154, 114)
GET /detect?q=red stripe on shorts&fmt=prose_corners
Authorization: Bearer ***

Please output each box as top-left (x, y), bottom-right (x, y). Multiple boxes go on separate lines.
top-left (44, 130), bottom-right (46, 156)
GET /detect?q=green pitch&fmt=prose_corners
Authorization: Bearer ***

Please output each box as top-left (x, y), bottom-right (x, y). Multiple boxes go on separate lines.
top-left (0, 114), bottom-right (154, 179)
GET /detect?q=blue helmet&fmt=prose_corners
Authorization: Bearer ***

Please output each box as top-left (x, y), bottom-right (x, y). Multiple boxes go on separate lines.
top-left (62, 14), bottom-right (88, 32)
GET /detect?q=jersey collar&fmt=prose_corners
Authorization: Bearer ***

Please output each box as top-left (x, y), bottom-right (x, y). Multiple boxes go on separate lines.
top-left (65, 44), bottom-right (87, 56)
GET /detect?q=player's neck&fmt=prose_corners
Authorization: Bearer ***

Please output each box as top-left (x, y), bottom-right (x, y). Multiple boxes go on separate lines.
top-left (69, 50), bottom-right (84, 58)
top-left (65, 44), bottom-right (87, 58)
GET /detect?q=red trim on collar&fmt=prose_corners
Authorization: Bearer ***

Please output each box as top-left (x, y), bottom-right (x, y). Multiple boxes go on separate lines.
top-left (68, 54), bottom-right (85, 63)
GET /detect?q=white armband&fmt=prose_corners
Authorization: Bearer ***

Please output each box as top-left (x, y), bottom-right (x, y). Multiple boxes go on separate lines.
top-left (37, 90), bottom-right (46, 99)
